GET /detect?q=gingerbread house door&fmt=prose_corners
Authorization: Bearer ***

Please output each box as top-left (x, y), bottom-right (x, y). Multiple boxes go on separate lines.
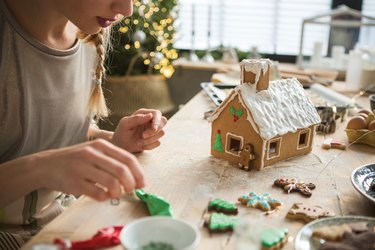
top-left (238, 143), bottom-right (255, 171)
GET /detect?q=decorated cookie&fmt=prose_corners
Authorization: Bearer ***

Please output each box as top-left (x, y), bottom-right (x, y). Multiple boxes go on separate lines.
top-left (322, 138), bottom-right (346, 150)
top-left (312, 224), bottom-right (352, 241)
top-left (204, 212), bottom-right (238, 233)
top-left (260, 228), bottom-right (288, 250)
top-left (347, 222), bottom-right (370, 234)
top-left (208, 198), bottom-right (238, 215)
top-left (285, 202), bottom-right (333, 223)
top-left (238, 192), bottom-right (281, 211)
top-left (318, 231), bottom-right (375, 250)
top-left (274, 178), bottom-right (315, 197)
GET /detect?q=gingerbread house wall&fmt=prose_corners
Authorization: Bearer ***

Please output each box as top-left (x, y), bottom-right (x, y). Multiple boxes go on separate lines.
top-left (263, 125), bottom-right (317, 167)
top-left (211, 95), bottom-right (265, 170)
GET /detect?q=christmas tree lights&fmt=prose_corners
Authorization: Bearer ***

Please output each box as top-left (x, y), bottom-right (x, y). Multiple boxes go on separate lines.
top-left (107, 0), bottom-right (178, 78)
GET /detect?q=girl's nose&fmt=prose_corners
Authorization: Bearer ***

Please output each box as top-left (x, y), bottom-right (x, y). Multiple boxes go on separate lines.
top-left (112, 0), bottom-right (133, 17)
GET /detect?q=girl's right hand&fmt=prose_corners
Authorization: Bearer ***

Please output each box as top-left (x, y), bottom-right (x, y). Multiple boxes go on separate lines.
top-left (36, 139), bottom-right (145, 201)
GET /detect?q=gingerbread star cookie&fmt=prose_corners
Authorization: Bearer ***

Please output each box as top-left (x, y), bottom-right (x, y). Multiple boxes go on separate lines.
top-left (274, 177), bottom-right (316, 197)
top-left (208, 198), bottom-right (238, 215)
top-left (238, 192), bottom-right (281, 211)
top-left (286, 202), bottom-right (333, 223)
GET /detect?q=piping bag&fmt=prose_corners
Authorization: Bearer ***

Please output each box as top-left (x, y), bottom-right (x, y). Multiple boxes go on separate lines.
top-left (53, 226), bottom-right (123, 249)
top-left (135, 189), bottom-right (174, 217)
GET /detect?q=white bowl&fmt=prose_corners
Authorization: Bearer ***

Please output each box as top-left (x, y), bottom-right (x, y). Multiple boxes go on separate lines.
top-left (120, 216), bottom-right (200, 250)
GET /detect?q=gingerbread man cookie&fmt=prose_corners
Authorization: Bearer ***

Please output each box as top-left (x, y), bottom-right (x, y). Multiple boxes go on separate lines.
top-left (238, 192), bottom-right (281, 211)
top-left (286, 202), bottom-right (333, 223)
top-left (274, 177), bottom-right (316, 197)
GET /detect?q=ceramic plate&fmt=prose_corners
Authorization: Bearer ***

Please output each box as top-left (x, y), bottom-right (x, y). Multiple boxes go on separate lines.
top-left (295, 216), bottom-right (375, 250)
top-left (351, 163), bottom-right (375, 203)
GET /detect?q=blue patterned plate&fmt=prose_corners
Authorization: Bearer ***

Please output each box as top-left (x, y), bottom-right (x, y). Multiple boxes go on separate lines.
top-left (351, 163), bottom-right (375, 203)
top-left (295, 216), bottom-right (375, 250)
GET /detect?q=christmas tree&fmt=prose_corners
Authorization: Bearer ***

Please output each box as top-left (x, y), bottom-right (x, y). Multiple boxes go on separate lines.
top-left (107, 0), bottom-right (178, 78)
top-left (213, 130), bottom-right (224, 153)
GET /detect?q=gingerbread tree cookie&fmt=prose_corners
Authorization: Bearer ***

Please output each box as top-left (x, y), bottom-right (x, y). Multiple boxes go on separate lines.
top-left (286, 202), bottom-right (333, 223)
top-left (204, 212), bottom-right (238, 233)
top-left (261, 228), bottom-right (288, 250)
top-left (238, 192), bottom-right (281, 211)
top-left (274, 177), bottom-right (315, 197)
top-left (208, 198), bottom-right (238, 215)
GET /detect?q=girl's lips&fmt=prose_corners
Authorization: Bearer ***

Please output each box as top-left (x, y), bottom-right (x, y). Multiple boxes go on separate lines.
top-left (97, 17), bottom-right (116, 28)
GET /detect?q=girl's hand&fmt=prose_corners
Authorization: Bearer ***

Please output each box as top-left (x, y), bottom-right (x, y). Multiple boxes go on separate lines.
top-left (112, 109), bottom-right (168, 153)
top-left (38, 139), bottom-right (145, 201)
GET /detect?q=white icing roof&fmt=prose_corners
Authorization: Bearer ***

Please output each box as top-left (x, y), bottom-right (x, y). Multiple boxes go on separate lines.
top-left (209, 78), bottom-right (321, 140)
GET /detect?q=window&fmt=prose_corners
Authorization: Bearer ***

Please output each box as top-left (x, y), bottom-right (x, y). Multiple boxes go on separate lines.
top-left (226, 133), bottom-right (243, 155)
top-left (175, 0), bottom-right (331, 55)
top-left (267, 137), bottom-right (281, 159)
top-left (175, 1), bottom-right (374, 56)
top-left (297, 129), bottom-right (310, 149)
top-left (359, 0), bottom-right (375, 46)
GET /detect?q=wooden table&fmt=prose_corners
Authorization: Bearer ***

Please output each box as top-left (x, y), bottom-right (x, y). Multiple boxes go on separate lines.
top-left (23, 85), bottom-right (375, 250)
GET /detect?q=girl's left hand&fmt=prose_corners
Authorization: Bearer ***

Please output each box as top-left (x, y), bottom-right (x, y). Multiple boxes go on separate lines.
top-left (112, 109), bottom-right (168, 153)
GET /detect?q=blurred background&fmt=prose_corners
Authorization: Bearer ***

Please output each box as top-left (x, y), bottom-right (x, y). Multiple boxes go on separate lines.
top-left (100, 0), bottom-right (375, 130)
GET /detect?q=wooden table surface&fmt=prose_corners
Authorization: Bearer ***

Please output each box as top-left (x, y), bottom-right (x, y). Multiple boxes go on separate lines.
top-left (23, 84), bottom-right (375, 250)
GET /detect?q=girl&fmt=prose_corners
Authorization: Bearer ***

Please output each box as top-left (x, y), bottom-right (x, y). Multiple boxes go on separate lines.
top-left (0, 0), bottom-right (167, 248)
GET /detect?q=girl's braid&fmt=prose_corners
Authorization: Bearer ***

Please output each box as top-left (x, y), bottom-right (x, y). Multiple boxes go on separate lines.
top-left (78, 29), bottom-right (109, 119)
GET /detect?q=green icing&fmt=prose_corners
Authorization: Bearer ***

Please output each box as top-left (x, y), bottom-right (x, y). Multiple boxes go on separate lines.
top-left (209, 198), bottom-right (237, 213)
top-left (209, 212), bottom-right (238, 231)
top-left (261, 228), bottom-right (288, 248)
top-left (141, 242), bottom-right (175, 250)
top-left (212, 132), bottom-right (224, 152)
top-left (236, 109), bottom-right (243, 117)
top-left (229, 106), bottom-right (244, 118)
top-left (135, 189), bottom-right (174, 217)
top-left (230, 106), bottom-right (236, 115)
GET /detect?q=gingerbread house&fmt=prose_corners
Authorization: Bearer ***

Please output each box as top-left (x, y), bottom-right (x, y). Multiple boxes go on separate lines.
top-left (208, 59), bottom-right (321, 171)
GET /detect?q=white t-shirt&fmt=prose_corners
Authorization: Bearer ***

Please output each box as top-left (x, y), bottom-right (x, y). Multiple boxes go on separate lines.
top-left (0, 0), bottom-right (97, 246)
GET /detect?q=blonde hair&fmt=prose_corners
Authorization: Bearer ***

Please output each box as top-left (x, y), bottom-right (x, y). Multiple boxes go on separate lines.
top-left (77, 29), bottom-right (111, 119)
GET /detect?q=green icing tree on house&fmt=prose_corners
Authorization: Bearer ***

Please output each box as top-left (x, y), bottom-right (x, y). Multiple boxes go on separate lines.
top-left (213, 130), bottom-right (224, 153)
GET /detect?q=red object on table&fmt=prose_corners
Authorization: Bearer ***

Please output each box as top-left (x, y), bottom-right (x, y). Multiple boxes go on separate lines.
top-left (54, 226), bottom-right (124, 249)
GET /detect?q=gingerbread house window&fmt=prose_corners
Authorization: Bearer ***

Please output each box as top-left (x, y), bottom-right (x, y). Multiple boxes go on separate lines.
top-left (297, 129), bottom-right (310, 149)
top-left (267, 137), bottom-right (282, 159)
top-left (226, 133), bottom-right (243, 156)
